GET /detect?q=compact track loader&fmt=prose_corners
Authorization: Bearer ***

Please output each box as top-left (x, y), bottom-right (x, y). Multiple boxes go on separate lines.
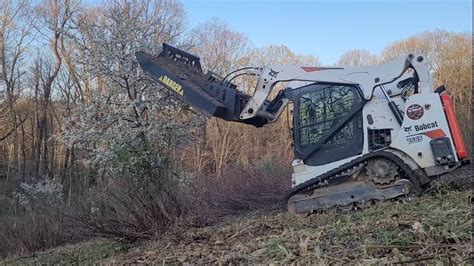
top-left (136, 44), bottom-right (469, 214)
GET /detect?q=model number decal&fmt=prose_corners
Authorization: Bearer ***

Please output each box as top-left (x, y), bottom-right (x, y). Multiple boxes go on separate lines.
top-left (159, 75), bottom-right (183, 96)
top-left (406, 135), bottom-right (423, 144)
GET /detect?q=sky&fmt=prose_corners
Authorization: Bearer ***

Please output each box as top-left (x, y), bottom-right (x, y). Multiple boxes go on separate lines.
top-left (181, 0), bottom-right (472, 65)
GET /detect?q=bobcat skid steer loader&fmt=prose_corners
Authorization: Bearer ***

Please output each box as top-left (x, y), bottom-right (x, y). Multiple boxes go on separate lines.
top-left (136, 44), bottom-right (469, 214)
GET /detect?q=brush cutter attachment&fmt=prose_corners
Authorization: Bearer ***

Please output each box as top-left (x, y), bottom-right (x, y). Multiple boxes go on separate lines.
top-left (136, 44), bottom-right (268, 127)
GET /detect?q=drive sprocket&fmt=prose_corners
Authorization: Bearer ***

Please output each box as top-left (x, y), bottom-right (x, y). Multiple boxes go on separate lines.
top-left (365, 158), bottom-right (399, 185)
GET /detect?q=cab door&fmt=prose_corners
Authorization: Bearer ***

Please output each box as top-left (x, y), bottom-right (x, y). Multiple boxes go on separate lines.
top-left (292, 83), bottom-right (365, 166)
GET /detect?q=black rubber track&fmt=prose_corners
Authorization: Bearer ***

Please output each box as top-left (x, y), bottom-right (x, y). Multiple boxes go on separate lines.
top-left (285, 150), bottom-right (424, 208)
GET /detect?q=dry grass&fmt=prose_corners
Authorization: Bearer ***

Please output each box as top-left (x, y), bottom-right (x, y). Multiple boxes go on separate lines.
top-left (2, 171), bottom-right (472, 265)
top-left (104, 187), bottom-right (471, 264)
top-left (1, 240), bottom-right (130, 265)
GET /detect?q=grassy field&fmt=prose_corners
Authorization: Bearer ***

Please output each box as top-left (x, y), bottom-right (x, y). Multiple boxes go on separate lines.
top-left (2, 182), bottom-right (471, 265)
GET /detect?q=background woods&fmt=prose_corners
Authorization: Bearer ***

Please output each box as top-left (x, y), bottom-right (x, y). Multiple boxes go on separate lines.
top-left (0, 0), bottom-right (471, 258)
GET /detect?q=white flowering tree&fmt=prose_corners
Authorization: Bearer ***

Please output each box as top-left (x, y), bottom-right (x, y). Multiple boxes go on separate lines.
top-left (48, 1), bottom-right (207, 234)
top-left (58, 0), bottom-right (202, 187)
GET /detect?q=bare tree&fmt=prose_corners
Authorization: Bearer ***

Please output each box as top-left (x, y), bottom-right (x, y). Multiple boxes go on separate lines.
top-left (184, 19), bottom-right (251, 177)
top-left (189, 18), bottom-right (251, 75)
top-left (0, 0), bottom-right (34, 176)
top-left (33, 0), bottom-right (77, 178)
top-left (251, 45), bottom-right (320, 66)
top-left (336, 49), bottom-right (380, 67)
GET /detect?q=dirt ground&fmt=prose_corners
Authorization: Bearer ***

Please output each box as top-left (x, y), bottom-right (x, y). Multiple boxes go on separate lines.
top-left (2, 167), bottom-right (472, 265)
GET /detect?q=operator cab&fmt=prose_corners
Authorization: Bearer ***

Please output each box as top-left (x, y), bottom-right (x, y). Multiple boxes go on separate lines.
top-left (286, 83), bottom-right (365, 166)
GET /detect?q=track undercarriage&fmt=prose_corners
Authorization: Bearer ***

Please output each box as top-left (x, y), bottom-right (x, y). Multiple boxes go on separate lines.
top-left (286, 152), bottom-right (424, 214)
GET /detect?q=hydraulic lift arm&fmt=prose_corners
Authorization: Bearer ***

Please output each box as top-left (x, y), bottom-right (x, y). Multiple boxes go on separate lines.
top-left (136, 44), bottom-right (433, 127)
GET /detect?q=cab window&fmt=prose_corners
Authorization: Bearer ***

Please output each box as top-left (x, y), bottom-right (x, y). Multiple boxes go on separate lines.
top-left (298, 85), bottom-right (357, 149)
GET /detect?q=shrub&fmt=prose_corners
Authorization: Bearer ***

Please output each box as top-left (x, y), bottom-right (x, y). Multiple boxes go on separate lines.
top-left (67, 140), bottom-right (193, 241)
top-left (14, 178), bottom-right (64, 211)
top-left (71, 176), bottom-right (188, 241)
top-left (0, 209), bottom-right (80, 258)
top-left (196, 157), bottom-right (292, 215)
top-left (0, 178), bottom-right (82, 258)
